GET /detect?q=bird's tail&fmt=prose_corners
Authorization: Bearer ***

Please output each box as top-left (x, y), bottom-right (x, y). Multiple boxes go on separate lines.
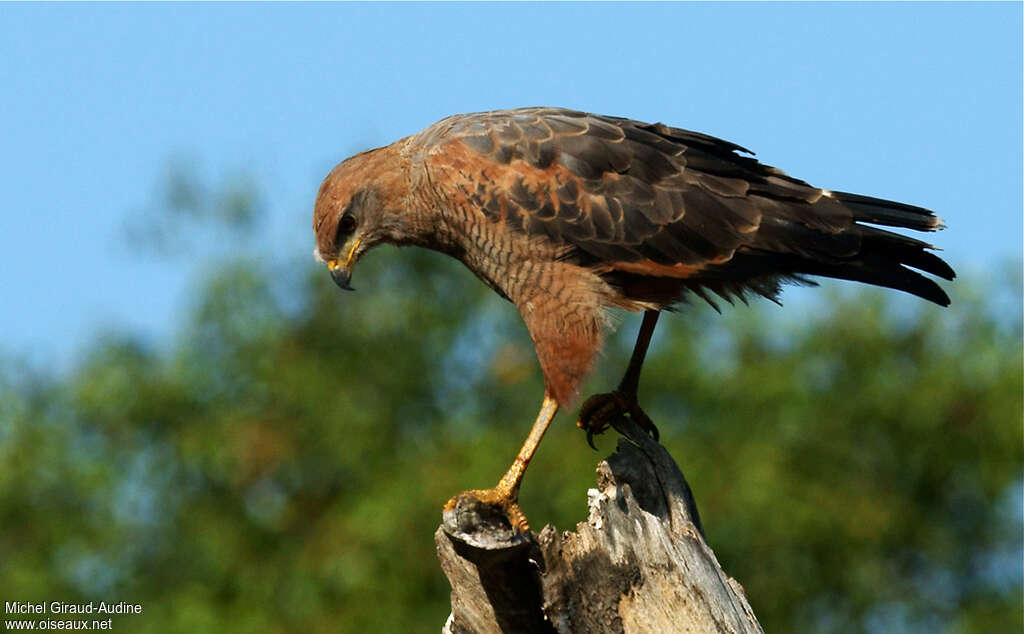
top-left (792, 191), bottom-right (955, 306)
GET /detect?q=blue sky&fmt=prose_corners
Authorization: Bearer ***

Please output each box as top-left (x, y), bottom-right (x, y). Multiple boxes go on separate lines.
top-left (1, 3), bottom-right (1021, 370)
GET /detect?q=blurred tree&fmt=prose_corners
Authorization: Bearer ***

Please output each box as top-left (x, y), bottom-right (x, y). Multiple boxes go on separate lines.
top-left (0, 169), bottom-right (1019, 633)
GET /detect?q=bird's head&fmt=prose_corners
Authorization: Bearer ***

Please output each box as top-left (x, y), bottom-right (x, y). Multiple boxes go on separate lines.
top-left (312, 146), bottom-right (410, 291)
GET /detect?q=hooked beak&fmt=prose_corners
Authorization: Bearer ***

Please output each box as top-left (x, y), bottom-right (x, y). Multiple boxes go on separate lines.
top-left (326, 236), bottom-right (361, 291)
top-left (327, 259), bottom-right (354, 291)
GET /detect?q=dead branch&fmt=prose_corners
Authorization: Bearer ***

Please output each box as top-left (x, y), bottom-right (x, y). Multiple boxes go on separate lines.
top-left (437, 416), bottom-right (763, 633)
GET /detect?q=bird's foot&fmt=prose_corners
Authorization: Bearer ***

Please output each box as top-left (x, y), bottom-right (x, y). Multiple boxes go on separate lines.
top-left (576, 390), bottom-right (659, 449)
top-left (444, 486), bottom-right (530, 534)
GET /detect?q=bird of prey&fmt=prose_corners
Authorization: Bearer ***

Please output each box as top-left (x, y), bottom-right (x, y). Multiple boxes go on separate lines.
top-left (312, 107), bottom-right (954, 532)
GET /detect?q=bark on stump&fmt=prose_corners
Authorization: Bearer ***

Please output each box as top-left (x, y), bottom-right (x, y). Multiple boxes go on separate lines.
top-left (436, 416), bottom-right (763, 634)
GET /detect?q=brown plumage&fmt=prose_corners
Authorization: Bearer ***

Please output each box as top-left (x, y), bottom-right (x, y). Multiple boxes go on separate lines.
top-left (313, 107), bottom-right (954, 531)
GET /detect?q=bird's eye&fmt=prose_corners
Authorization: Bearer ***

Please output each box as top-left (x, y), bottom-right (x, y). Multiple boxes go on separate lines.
top-left (337, 213), bottom-right (357, 237)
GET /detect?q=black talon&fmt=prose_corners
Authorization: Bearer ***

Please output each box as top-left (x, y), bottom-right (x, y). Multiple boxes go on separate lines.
top-left (586, 429), bottom-right (598, 451)
top-left (636, 417), bottom-right (660, 442)
top-left (577, 389), bottom-right (660, 447)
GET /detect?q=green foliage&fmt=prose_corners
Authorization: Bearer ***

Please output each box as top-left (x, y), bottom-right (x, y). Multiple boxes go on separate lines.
top-left (1, 176), bottom-right (1020, 633)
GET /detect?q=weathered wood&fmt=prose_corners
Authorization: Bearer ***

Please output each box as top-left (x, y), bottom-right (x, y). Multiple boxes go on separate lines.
top-left (437, 416), bottom-right (763, 633)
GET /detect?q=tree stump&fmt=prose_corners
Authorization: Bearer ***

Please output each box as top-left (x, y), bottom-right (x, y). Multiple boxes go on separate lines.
top-left (436, 416), bottom-right (763, 633)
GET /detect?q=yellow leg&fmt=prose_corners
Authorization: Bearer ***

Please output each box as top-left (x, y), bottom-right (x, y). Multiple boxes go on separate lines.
top-left (445, 394), bottom-right (559, 532)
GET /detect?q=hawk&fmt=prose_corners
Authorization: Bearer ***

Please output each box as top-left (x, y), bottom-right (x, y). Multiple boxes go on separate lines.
top-left (313, 107), bottom-right (954, 531)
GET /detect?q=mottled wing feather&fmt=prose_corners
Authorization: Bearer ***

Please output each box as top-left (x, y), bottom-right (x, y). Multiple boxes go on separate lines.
top-left (423, 108), bottom-right (841, 268)
top-left (418, 107), bottom-right (951, 305)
